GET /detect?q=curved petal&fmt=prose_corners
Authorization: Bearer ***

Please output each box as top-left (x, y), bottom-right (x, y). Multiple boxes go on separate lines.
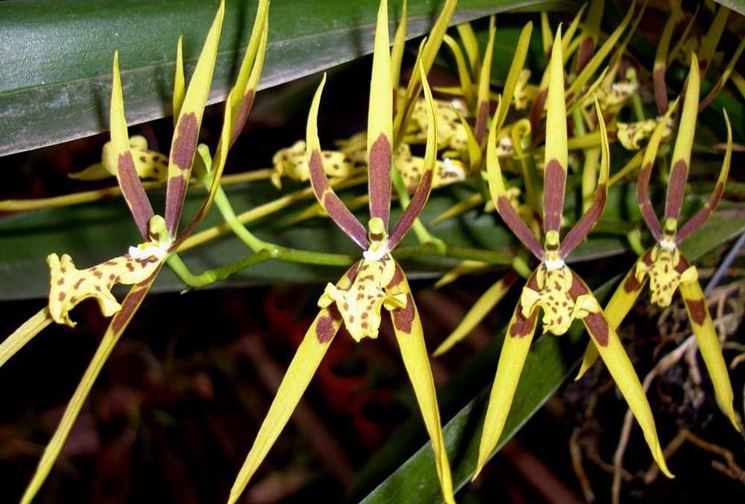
top-left (306, 74), bottom-right (369, 249)
top-left (107, 51), bottom-right (154, 240)
top-left (433, 271), bottom-right (518, 356)
top-left (474, 278), bottom-right (539, 479)
top-left (20, 273), bottom-right (159, 504)
top-left (676, 109), bottom-right (732, 244)
top-left (679, 271), bottom-right (739, 430)
top-left (387, 263), bottom-right (454, 504)
top-left (0, 308), bottom-right (52, 369)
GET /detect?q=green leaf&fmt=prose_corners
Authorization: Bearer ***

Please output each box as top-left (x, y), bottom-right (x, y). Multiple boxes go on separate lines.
top-left (0, 0), bottom-right (575, 157)
top-left (349, 209), bottom-right (745, 503)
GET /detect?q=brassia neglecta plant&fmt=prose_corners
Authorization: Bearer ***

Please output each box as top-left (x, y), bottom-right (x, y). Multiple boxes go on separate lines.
top-left (227, 1), bottom-right (455, 502)
top-left (0, 0), bottom-right (270, 501)
top-left (472, 28), bottom-right (673, 479)
top-left (576, 53), bottom-right (738, 430)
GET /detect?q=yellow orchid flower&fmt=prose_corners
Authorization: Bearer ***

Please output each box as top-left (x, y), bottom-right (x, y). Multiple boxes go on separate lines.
top-left (0, 2), bottom-right (271, 500)
top-left (576, 54), bottom-right (739, 431)
top-left (227, 2), bottom-right (454, 502)
top-left (473, 29), bottom-right (673, 481)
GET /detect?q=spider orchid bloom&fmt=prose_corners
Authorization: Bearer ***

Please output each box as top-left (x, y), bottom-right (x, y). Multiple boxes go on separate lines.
top-left (227, 3), bottom-right (454, 503)
top-left (576, 54), bottom-right (738, 430)
top-left (473, 30), bottom-right (673, 480)
top-left (0, 2), bottom-right (270, 501)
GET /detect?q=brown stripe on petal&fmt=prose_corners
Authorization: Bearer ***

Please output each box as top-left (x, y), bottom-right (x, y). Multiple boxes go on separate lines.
top-left (509, 306), bottom-right (537, 338)
top-left (637, 163), bottom-right (662, 239)
top-left (386, 265), bottom-right (404, 289)
top-left (392, 294), bottom-right (415, 334)
top-left (172, 113), bottom-right (198, 170)
top-left (324, 194), bottom-right (369, 249)
top-left (664, 159), bottom-right (688, 220)
top-left (685, 298), bottom-right (707, 325)
top-left (653, 66), bottom-right (668, 114)
top-left (164, 176), bottom-right (188, 234)
top-left (623, 271), bottom-right (642, 293)
top-left (576, 38), bottom-right (594, 72)
top-left (584, 312), bottom-right (609, 346)
top-left (388, 169), bottom-right (433, 249)
top-left (569, 271), bottom-right (589, 299)
top-left (543, 159), bottom-right (566, 233)
top-left (475, 101), bottom-right (489, 144)
top-left (111, 282), bottom-right (151, 333)
top-left (560, 184), bottom-right (607, 258)
top-left (529, 89), bottom-right (547, 132)
top-left (309, 150), bottom-right (330, 199)
top-left (230, 90), bottom-right (255, 147)
top-left (674, 253), bottom-right (690, 274)
top-left (497, 197), bottom-right (544, 259)
top-left (117, 153), bottom-right (154, 240)
top-left (368, 133), bottom-right (392, 227)
top-left (676, 183), bottom-right (724, 244)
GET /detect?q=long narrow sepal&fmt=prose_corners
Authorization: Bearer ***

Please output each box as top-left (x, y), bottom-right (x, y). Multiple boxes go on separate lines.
top-left (699, 37), bottom-right (745, 111)
top-left (390, 0), bottom-right (407, 94)
top-left (442, 35), bottom-right (475, 106)
top-left (229, 0), bottom-right (269, 146)
top-left (474, 274), bottom-right (539, 479)
top-left (474, 17), bottom-right (495, 145)
top-left (367, 0), bottom-right (393, 228)
top-left (494, 22), bottom-right (532, 131)
top-left (575, 0), bottom-right (604, 71)
top-left (164, 0), bottom-right (225, 237)
top-left (20, 273), bottom-right (159, 504)
top-left (389, 64), bottom-right (436, 249)
top-left (637, 99), bottom-right (679, 239)
top-left (485, 100), bottom-right (543, 259)
top-left (433, 272), bottom-right (518, 356)
top-left (576, 252), bottom-right (651, 379)
top-left (107, 51), bottom-right (154, 240)
top-left (173, 35), bottom-right (186, 124)
top-left (457, 22), bottom-right (481, 81)
top-left (306, 74), bottom-right (369, 249)
top-left (697, 5), bottom-right (729, 74)
top-left (676, 110), bottom-right (732, 243)
top-left (228, 264), bottom-right (358, 504)
top-left (543, 26), bottom-right (568, 234)
top-left (653, 14), bottom-right (676, 113)
top-left (0, 308), bottom-right (53, 369)
top-left (665, 53), bottom-right (699, 222)
top-left (678, 272), bottom-right (739, 430)
top-left (560, 99), bottom-right (609, 258)
top-left (387, 264), bottom-right (454, 504)
top-left (569, 271), bottom-right (673, 478)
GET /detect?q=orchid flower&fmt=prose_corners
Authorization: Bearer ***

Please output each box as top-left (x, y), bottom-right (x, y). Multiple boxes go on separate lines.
top-left (0, 2), bottom-right (270, 500)
top-left (472, 29), bottom-right (673, 480)
top-left (576, 54), bottom-right (739, 430)
top-left (227, 2), bottom-right (454, 503)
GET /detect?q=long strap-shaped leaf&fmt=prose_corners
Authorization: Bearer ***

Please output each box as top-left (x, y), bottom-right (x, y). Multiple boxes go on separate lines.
top-left (227, 263), bottom-right (358, 504)
top-left (569, 271), bottom-right (672, 478)
top-left (637, 99), bottom-right (680, 240)
top-left (543, 26), bottom-right (568, 235)
top-left (389, 64), bottom-right (436, 249)
top-left (665, 53), bottom-right (699, 223)
top-left (164, 0), bottom-right (225, 237)
top-left (20, 273), bottom-right (159, 504)
top-left (676, 110), bottom-right (732, 243)
top-left (678, 271), bottom-right (739, 429)
top-left (473, 272), bottom-right (539, 478)
top-left (367, 0), bottom-right (393, 229)
top-left (387, 264), bottom-right (454, 504)
top-left (560, 99), bottom-right (609, 258)
top-left (306, 74), bottom-right (369, 249)
top-left (485, 99), bottom-right (543, 259)
top-left (107, 51), bottom-right (154, 240)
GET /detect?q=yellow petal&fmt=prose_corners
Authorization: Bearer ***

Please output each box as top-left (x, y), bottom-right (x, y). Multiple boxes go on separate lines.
top-left (494, 22), bottom-right (532, 130)
top-left (456, 22), bottom-right (481, 80)
top-left (474, 17), bottom-right (495, 144)
top-left (443, 34), bottom-right (475, 106)
top-left (679, 274), bottom-right (739, 430)
top-left (173, 35), bottom-right (185, 124)
top-left (698, 5), bottom-right (729, 74)
top-left (474, 293), bottom-right (538, 479)
top-left (0, 308), bottom-right (53, 369)
top-left (228, 308), bottom-right (339, 504)
top-left (434, 272), bottom-right (517, 356)
top-left (390, 0), bottom-right (408, 95)
top-left (387, 264), bottom-right (454, 504)
top-left (20, 276), bottom-right (158, 504)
